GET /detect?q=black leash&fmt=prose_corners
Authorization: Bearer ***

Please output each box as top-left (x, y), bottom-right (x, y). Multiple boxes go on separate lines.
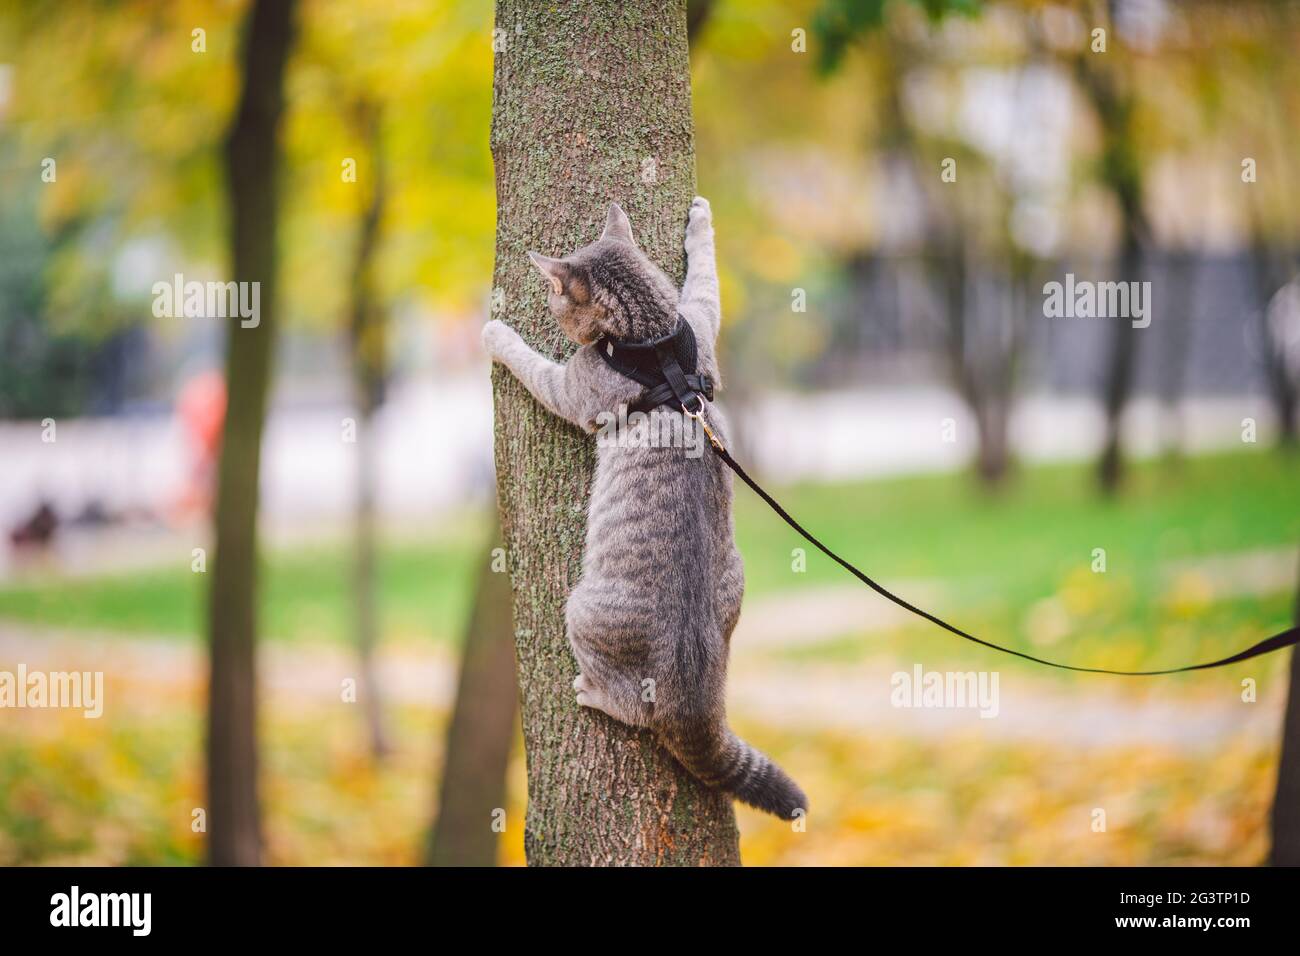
top-left (703, 427), bottom-right (1300, 676)
top-left (601, 314), bottom-right (1300, 676)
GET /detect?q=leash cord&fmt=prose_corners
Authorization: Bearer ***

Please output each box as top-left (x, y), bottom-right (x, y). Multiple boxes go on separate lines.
top-left (709, 442), bottom-right (1300, 676)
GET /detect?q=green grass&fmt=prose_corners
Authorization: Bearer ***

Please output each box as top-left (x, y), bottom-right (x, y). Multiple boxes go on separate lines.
top-left (733, 448), bottom-right (1300, 601)
top-left (0, 526), bottom-right (484, 644)
top-left (0, 450), bottom-right (1295, 657)
top-left (732, 448), bottom-right (1300, 674)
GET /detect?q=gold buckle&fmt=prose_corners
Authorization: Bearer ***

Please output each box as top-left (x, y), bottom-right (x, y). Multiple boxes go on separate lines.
top-left (682, 401), bottom-right (725, 452)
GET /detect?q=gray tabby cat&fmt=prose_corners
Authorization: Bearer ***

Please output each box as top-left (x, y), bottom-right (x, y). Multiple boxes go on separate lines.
top-left (483, 198), bottom-right (807, 819)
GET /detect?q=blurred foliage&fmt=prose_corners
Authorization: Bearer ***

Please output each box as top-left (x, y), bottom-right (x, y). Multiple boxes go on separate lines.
top-left (812, 0), bottom-right (984, 73)
top-left (0, 0), bottom-right (494, 399)
top-left (736, 721), bottom-right (1278, 865)
top-left (2, 0), bottom-right (1300, 402)
top-left (0, 623), bottom-right (1283, 866)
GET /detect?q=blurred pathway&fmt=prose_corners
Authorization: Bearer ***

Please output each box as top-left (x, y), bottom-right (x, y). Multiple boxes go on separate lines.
top-left (727, 659), bottom-right (1284, 752)
top-left (1, 603), bottom-right (1286, 753)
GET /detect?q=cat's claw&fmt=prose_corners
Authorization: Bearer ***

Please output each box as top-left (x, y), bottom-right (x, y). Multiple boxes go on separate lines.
top-left (573, 673), bottom-right (610, 713)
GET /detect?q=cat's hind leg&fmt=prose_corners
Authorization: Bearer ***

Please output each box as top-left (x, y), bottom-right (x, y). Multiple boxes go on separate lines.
top-left (573, 670), bottom-right (652, 727)
top-left (567, 588), bottom-right (656, 727)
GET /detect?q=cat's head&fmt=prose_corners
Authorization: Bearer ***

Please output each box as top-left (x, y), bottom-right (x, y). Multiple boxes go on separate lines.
top-left (527, 203), bottom-right (678, 344)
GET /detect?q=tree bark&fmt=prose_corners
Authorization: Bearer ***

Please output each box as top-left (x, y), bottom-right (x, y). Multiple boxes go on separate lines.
top-left (427, 520), bottom-right (518, 866)
top-left (489, 0), bottom-right (741, 866)
top-left (206, 0), bottom-right (297, 867)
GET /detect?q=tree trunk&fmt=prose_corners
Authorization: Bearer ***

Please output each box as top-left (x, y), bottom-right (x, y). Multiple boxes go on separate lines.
top-left (347, 101), bottom-right (391, 759)
top-left (206, 0), bottom-right (297, 867)
top-left (427, 519), bottom-right (518, 866)
top-left (974, 398), bottom-right (1011, 487)
top-left (1269, 546), bottom-right (1300, 864)
top-left (1093, 121), bottom-right (1145, 495)
top-left (1078, 7), bottom-right (1146, 496)
top-left (1096, 237), bottom-right (1141, 496)
top-left (1155, 250), bottom-right (1195, 462)
top-left (1249, 230), bottom-right (1298, 448)
top-left (489, 0), bottom-right (741, 866)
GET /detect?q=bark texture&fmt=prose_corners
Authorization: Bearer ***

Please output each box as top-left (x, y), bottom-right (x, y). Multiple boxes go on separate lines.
top-left (489, 0), bottom-right (741, 866)
top-left (206, 0), bottom-right (297, 867)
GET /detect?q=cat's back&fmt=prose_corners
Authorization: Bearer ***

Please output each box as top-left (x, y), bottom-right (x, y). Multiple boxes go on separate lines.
top-left (582, 407), bottom-right (736, 622)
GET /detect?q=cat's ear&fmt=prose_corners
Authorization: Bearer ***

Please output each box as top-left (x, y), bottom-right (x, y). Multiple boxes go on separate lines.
top-left (601, 202), bottom-right (635, 244)
top-left (527, 251), bottom-right (567, 295)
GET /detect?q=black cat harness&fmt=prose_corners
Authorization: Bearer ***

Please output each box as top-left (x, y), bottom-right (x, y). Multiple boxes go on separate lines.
top-left (596, 316), bottom-right (714, 416)
top-left (596, 317), bottom-right (1300, 677)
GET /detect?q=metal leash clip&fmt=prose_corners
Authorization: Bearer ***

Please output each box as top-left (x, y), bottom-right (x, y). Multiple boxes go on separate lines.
top-left (682, 400), bottom-right (725, 452)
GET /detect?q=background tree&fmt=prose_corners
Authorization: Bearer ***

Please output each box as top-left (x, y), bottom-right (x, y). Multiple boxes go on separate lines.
top-left (206, 0), bottom-right (298, 867)
top-left (815, 0), bottom-right (1031, 488)
top-left (1073, 0), bottom-right (1148, 495)
top-left (1270, 554), bottom-right (1300, 864)
top-left (489, 0), bottom-right (740, 866)
top-left (344, 99), bottom-right (392, 759)
top-left (427, 519), bottom-right (517, 866)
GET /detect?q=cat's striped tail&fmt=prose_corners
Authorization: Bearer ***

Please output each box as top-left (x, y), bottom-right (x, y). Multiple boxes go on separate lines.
top-left (658, 722), bottom-right (807, 821)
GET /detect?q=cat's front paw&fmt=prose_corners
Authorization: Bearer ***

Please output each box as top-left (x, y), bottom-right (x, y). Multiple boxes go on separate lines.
top-left (685, 196), bottom-right (712, 246)
top-left (481, 319), bottom-right (517, 362)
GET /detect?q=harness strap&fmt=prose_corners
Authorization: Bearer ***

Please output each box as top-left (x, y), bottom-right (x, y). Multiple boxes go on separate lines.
top-left (629, 376), bottom-right (714, 415)
top-left (597, 316), bottom-right (713, 416)
top-left (698, 412), bottom-right (1300, 677)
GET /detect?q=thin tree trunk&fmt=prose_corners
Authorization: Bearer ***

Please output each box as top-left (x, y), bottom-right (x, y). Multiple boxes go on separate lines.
top-left (1078, 5), bottom-right (1146, 496)
top-left (489, 0), bottom-right (741, 866)
top-left (206, 0), bottom-right (296, 867)
top-left (1156, 251), bottom-right (1195, 462)
top-left (1249, 230), bottom-right (1298, 447)
top-left (974, 398), bottom-right (1011, 486)
top-left (428, 519), bottom-right (517, 866)
top-left (347, 102), bottom-right (391, 759)
top-left (1097, 223), bottom-right (1142, 495)
top-left (1269, 546), bottom-right (1300, 864)
top-left (352, 413), bottom-right (389, 757)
